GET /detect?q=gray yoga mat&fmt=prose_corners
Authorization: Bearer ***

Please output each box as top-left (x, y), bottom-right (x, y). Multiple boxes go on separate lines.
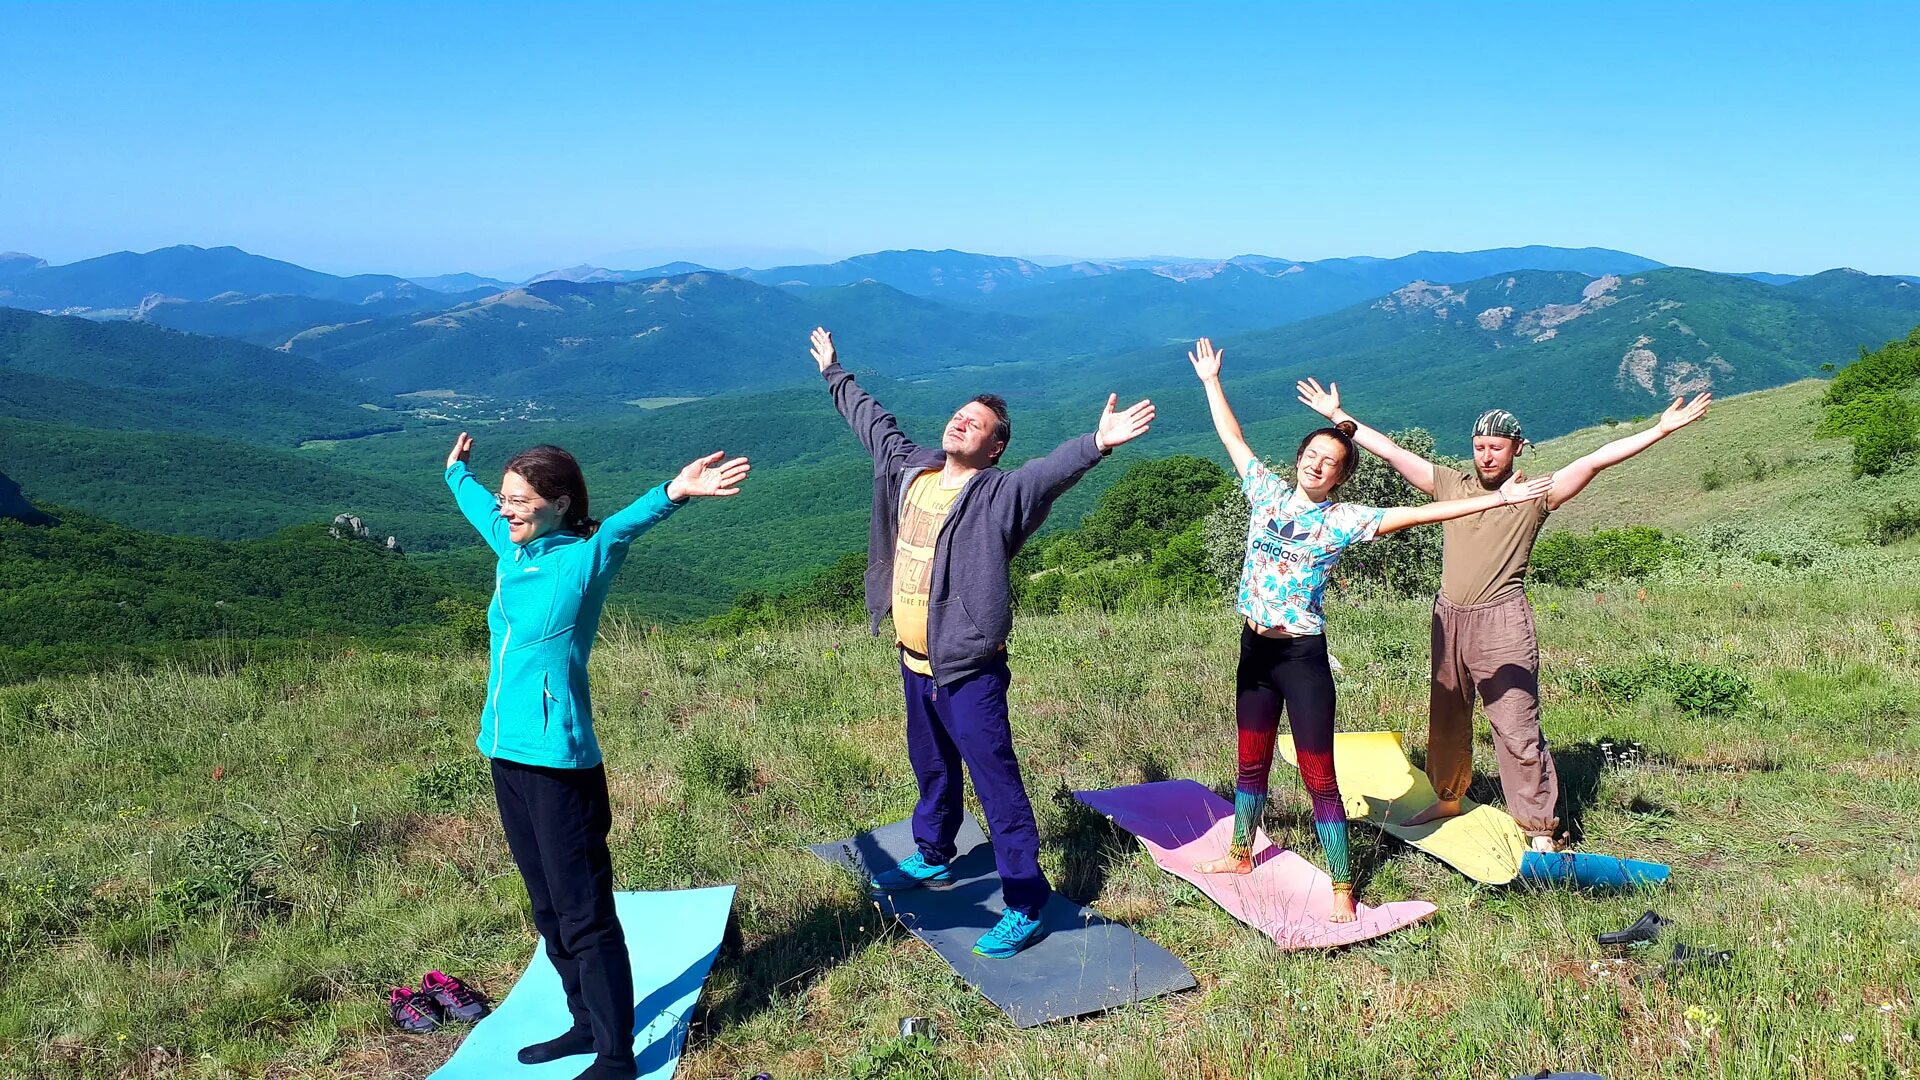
top-left (808, 814), bottom-right (1195, 1027)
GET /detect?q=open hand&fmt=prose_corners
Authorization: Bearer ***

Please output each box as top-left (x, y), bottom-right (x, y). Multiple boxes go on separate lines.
top-left (668, 451), bottom-right (752, 501)
top-left (1499, 473), bottom-right (1555, 505)
top-left (810, 326), bottom-right (836, 373)
top-left (1095, 394), bottom-right (1155, 451)
top-left (1656, 392), bottom-right (1711, 433)
top-left (1188, 337), bottom-right (1223, 381)
top-left (1295, 377), bottom-right (1341, 420)
top-left (446, 432), bottom-right (473, 470)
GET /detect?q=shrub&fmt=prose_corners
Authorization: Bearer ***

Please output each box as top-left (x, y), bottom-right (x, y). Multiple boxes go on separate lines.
top-left (1573, 658), bottom-right (1751, 717)
top-left (407, 757), bottom-right (487, 808)
top-left (434, 597), bottom-right (491, 651)
top-left (1700, 463), bottom-right (1726, 492)
top-left (1074, 455), bottom-right (1233, 560)
top-left (1821, 329), bottom-right (1920, 476)
top-left (1850, 397), bottom-right (1918, 477)
top-left (1867, 500), bottom-right (1920, 546)
top-left (1532, 527), bottom-right (1680, 587)
top-left (678, 730), bottom-right (753, 798)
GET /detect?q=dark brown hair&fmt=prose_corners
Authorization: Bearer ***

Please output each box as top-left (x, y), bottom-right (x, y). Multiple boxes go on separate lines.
top-left (1295, 420), bottom-right (1361, 490)
top-left (969, 393), bottom-right (1011, 465)
top-left (504, 444), bottom-right (598, 537)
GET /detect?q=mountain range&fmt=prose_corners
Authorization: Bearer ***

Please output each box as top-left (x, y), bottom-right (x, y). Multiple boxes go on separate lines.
top-left (6, 237), bottom-right (1919, 619)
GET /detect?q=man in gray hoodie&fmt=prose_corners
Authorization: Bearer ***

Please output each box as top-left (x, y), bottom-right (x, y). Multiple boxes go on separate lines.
top-left (810, 326), bottom-right (1155, 958)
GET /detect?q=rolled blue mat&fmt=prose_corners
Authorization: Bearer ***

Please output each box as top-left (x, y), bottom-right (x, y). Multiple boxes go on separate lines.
top-left (1520, 851), bottom-right (1670, 889)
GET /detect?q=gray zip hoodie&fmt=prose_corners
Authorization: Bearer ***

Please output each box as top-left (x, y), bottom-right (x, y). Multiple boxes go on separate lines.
top-left (824, 361), bottom-right (1106, 687)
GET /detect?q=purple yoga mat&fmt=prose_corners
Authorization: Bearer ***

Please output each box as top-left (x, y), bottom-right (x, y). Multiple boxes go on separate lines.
top-left (1076, 780), bottom-right (1435, 949)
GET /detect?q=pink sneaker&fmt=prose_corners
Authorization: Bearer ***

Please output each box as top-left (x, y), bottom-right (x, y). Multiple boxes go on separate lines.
top-left (389, 986), bottom-right (442, 1033)
top-left (422, 970), bottom-right (491, 1023)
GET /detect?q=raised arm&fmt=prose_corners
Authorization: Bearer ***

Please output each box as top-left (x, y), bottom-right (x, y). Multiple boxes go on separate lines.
top-left (1189, 338), bottom-right (1257, 476)
top-left (812, 326), bottom-right (919, 469)
top-left (443, 432), bottom-right (513, 557)
top-left (1376, 473), bottom-right (1554, 536)
top-left (1001, 393), bottom-right (1154, 536)
top-left (1297, 377), bottom-right (1437, 496)
top-left (1546, 393), bottom-right (1710, 509)
top-left (592, 451), bottom-right (750, 568)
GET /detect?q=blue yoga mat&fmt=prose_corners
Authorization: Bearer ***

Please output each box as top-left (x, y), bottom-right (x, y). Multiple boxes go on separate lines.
top-left (809, 815), bottom-right (1195, 1027)
top-left (431, 886), bottom-right (734, 1080)
top-left (1519, 851), bottom-right (1670, 889)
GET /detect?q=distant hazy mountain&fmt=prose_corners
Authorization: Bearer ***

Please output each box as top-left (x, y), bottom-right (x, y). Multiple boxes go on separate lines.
top-left (1017, 266), bottom-right (1920, 447)
top-left (409, 272), bottom-right (515, 293)
top-left (1740, 271), bottom-right (1804, 286)
top-left (526, 262), bottom-right (714, 285)
top-left (0, 307), bottom-right (398, 444)
top-left (737, 249), bottom-right (1091, 299)
top-left (282, 272), bottom-right (1128, 404)
top-left (1780, 268), bottom-right (1920, 312)
top-left (0, 253), bottom-right (47, 282)
top-left (0, 245), bottom-right (426, 313)
top-left (962, 246), bottom-right (1667, 339)
top-left (132, 287), bottom-right (499, 347)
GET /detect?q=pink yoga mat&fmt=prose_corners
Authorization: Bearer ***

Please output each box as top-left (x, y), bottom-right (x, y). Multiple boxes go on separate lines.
top-left (1075, 780), bottom-right (1436, 949)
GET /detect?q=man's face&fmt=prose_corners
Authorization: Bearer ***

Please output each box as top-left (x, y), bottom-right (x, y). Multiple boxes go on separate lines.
top-left (943, 401), bottom-right (1005, 464)
top-left (1471, 436), bottom-right (1521, 485)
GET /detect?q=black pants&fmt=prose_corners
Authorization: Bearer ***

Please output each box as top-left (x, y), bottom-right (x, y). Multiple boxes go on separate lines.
top-left (492, 757), bottom-right (634, 1067)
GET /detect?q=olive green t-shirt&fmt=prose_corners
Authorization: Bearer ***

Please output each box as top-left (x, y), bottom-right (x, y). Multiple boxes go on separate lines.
top-left (1434, 466), bottom-right (1551, 606)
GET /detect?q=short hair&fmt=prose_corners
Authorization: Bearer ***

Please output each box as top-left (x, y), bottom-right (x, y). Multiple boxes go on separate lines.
top-left (970, 393), bottom-right (1011, 464)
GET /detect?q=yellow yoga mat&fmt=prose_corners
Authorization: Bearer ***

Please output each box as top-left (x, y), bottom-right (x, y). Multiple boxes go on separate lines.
top-left (1278, 731), bottom-right (1525, 885)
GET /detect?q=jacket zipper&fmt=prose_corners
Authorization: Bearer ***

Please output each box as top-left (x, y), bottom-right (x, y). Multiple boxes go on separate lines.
top-left (489, 549), bottom-right (519, 755)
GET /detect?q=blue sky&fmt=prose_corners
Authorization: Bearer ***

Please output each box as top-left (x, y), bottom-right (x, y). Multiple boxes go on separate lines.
top-left (4, 1), bottom-right (1916, 277)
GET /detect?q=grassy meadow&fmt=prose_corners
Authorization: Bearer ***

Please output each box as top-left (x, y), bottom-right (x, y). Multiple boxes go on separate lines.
top-left (2, 387), bottom-right (1917, 1079)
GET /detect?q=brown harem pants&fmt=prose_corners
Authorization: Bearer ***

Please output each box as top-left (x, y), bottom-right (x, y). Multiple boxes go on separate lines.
top-left (1426, 591), bottom-right (1560, 838)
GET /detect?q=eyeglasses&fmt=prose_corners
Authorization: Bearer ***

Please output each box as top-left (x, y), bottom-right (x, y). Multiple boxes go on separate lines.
top-left (494, 492), bottom-right (546, 513)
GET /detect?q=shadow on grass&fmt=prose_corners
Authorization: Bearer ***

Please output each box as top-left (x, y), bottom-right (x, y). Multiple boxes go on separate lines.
top-left (702, 895), bottom-right (889, 1030)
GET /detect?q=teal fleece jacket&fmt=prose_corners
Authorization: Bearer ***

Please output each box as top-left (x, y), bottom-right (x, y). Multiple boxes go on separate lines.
top-left (446, 461), bottom-right (681, 768)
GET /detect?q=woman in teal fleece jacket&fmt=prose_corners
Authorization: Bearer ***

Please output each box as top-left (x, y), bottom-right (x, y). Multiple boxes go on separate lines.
top-left (444, 433), bottom-right (747, 1080)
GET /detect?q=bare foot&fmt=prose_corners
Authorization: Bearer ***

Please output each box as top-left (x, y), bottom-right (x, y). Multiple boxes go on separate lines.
top-left (1195, 852), bottom-right (1253, 875)
top-left (1401, 798), bottom-right (1463, 826)
top-left (1329, 888), bottom-right (1357, 923)
top-left (1529, 834), bottom-right (1560, 854)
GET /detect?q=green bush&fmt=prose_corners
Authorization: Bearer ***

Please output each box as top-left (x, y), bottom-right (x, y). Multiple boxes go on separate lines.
top-left (407, 757), bottom-right (488, 808)
top-left (1073, 455), bottom-right (1232, 560)
top-left (1821, 329), bottom-right (1920, 477)
top-left (1573, 657), bottom-right (1752, 717)
top-left (1532, 526), bottom-right (1681, 587)
top-left (1700, 463), bottom-right (1727, 492)
top-left (678, 730), bottom-right (754, 798)
top-left (1867, 500), bottom-right (1920, 546)
top-left (847, 1035), bottom-right (954, 1080)
top-left (1850, 397), bottom-right (1918, 477)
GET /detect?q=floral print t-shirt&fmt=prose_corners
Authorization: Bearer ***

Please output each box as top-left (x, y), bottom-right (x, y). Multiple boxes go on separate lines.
top-left (1236, 459), bottom-right (1386, 636)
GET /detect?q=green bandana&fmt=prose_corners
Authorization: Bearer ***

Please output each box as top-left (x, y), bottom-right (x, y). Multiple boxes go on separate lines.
top-left (1472, 409), bottom-right (1525, 442)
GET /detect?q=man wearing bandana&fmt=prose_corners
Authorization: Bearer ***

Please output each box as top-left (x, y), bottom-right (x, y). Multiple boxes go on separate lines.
top-left (1296, 379), bottom-right (1710, 850)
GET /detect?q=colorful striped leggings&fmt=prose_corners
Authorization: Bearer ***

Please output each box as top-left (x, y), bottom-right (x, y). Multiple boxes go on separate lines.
top-left (1230, 626), bottom-right (1350, 884)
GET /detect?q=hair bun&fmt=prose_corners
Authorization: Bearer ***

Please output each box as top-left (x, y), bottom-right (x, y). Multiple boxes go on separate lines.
top-left (1335, 419), bottom-right (1358, 437)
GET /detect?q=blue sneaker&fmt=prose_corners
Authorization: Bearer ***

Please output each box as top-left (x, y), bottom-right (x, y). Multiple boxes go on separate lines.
top-left (870, 852), bottom-right (953, 892)
top-left (973, 908), bottom-right (1045, 958)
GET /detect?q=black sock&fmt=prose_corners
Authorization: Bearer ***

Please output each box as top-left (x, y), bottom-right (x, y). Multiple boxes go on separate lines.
top-left (517, 1025), bottom-right (595, 1065)
top-left (571, 1057), bottom-right (639, 1080)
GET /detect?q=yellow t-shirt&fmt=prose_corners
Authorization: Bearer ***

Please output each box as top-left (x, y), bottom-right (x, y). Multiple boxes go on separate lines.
top-left (892, 471), bottom-right (965, 675)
